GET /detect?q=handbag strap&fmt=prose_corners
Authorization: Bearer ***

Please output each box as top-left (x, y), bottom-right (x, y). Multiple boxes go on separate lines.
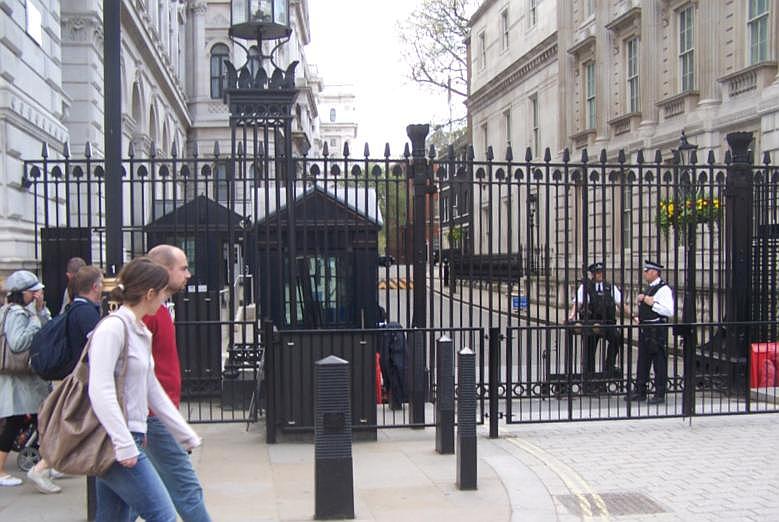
top-left (76, 314), bottom-right (131, 415)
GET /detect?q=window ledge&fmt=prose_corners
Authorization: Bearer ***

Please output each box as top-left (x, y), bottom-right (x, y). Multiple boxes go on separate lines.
top-left (656, 91), bottom-right (699, 119)
top-left (570, 128), bottom-right (596, 149)
top-left (608, 112), bottom-right (642, 136)
top-left (718, 62), bottom-right (778, 98)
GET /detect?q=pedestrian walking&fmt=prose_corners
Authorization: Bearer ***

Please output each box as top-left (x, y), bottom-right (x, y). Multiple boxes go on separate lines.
top-left (0, 270), bottom-right (60, 493)
top-left (89, 257), bottom-right (201, 522)
top-left (625, 260), bottom-right (675, 405)
top-left (141, 244), bottom-right (211, 522)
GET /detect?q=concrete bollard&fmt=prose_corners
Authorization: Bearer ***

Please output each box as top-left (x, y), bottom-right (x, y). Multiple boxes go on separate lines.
top-left (436, 335), bottom-right (455, 454)
top-left (457, 347), bottom-right (477, 490)
top-left (314, 356), bottom-right (354, 520)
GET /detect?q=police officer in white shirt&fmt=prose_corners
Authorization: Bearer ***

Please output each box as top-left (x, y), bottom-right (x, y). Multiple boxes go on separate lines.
top-left (625, 260), bottom-right (675, 405)
top-left (568, 262), bottom-right (627, 383)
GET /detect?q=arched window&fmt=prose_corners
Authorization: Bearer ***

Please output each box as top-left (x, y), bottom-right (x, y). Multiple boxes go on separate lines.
top-left (247, 46), bottom-right (261, 78)
top-left (329, 108), bottom-right (336, 122)
top-left (210, 44), bottom-right (230, 99)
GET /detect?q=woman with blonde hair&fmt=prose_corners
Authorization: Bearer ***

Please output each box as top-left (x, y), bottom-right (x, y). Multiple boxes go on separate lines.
top-left (89, 257), bottom-right (201, 521)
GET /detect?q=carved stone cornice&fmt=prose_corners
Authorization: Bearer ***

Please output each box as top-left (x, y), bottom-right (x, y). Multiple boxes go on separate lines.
top-left (189, 1), bottom-right (208, 15)
top-left (61, 15), bottom-right (103, 46)
top-left (466, 34), bottom-right (558, 114)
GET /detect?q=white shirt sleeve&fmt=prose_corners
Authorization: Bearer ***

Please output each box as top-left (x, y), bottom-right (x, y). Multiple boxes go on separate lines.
top-left (612, 285), bottom-right (622, 305)
top-left (147, 368), bottom-right (201, 450)
top-left (651, 285), bottom-right (674, 318)
top-left (87, 317), bottom-right (138, 462)
top-left (571, 284), bottom-right (585, 305)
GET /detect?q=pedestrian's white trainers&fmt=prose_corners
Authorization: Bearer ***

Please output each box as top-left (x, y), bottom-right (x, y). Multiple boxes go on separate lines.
top-left (0, 474), bottom-right (23, 487)
top-left (26, 467), bottom-right (62, 494)
top-left (49, 469), bottom-right (65, 480)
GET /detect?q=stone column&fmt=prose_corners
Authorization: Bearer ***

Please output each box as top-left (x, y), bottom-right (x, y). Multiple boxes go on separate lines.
top-left (639, 1), bottom-right (660, 130)
top-left (697, 0), bottom-right (721, 106)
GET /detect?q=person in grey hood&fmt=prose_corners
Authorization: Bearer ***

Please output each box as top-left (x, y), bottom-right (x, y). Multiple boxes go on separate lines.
top-left (0, 270), bottom-right (60, 493)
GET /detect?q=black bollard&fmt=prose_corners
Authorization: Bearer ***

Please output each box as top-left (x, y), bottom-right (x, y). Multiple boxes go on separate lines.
top-left (457, 347), bottom-right (477, 490)
top-left (87, 476), bottom-right (96, 520)
top-left (314, 356), bottom-right (354, 520)
top-left (436, 335), bottom-right (455, 454)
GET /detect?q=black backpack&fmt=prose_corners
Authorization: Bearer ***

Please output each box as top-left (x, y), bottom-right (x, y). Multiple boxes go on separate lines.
top-left (29, 300), bottom-right (88, 380)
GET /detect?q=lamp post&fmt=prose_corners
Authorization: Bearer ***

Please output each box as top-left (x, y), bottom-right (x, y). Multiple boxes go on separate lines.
top-left (527, 192), bottom-right (538, 275)
top-left (675, 130), bottom-right (698, 417)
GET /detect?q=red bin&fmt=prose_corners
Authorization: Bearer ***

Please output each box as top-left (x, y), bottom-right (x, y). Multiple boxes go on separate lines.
top-left (750, 343), bottom-right (779, 388)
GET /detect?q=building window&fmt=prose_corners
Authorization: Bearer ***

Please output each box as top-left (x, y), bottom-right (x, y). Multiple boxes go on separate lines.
top-left (530, 94), bottom-right (539, 157)
top-left (210, 44), bottom-right (230, 99)
top-left (622, 185), bottom-right (633, 249)
top-left (247, 46), bottom-right (261, 78)
top-left (585, 0), bottom-right (595, 16)
top-left (501, 9), bottom-right (510, 50)
top-left (215, 162), bottom-right (229, 203)
top-left (329, 138), bottom-right (337, 148)
top-left (626, 38), bottom-right (639, 113)
top-left (585, 62), bottom-right (596, 129)
top-left (478, 31), bottom-right (487, 70)
top-left (679, 5), bottom-right (695, 92)
top-left (503, 108), bottom-right (512, 146)
top-left (462, 191), bottom-right (470, 216)
top-left (329, 108), bottom-right (336, 122)
top-left (481, 122), bottom-right (488, 156)
top-left (529, 0), bottom-right (537, 27)
top-left (748, 0), bottom-right (770, 64)
top-left (25, 0), bottom-right (43, 46)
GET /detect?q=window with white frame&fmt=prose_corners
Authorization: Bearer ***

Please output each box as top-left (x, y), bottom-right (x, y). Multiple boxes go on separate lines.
top-left (586, 0), bottom-right (595, 16)
top-left (478, 31), bottom-right (487, 69)
top-left (585, 62), bottom-right (596, 129)
top-left (503, 108), bottom-right (512, 146)
top-left (529, 0), bottom-right (537, 27)
top-left (481, 122), bottom-right (488, 156)
top-left (501, 9), bottom-right (510, 50)
top-left (210, 44), bottom-right (230, 99)
top-left (622, 185), bottom-right (633, 249)
top-left (748, 0), bottom-right (770, 64)
top-left (626, 38), bottom-right (639, 113)
top-left (679, 5), bottom-right (695, 91)
top-left (25, 0), bottom-right (43, 46)
top-left (530, 94), bottom-right (539, 157)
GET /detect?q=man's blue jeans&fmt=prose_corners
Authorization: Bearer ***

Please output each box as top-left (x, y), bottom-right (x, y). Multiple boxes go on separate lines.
top-left (142, 415), bottom-right (212, 522)
top-left (95, 433), bottom-right (177, 522)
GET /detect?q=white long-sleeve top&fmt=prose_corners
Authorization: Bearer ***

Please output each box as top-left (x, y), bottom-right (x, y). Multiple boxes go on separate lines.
top-left (88, 306), bottom-right (200, 462)
top-left (645, 277), bottom-right (675, 318)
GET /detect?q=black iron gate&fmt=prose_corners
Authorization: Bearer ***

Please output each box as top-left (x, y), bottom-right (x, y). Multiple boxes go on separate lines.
top-left (21, 126), bottom-right (779, 429)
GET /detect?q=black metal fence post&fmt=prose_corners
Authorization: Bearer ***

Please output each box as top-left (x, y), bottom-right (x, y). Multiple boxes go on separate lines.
top-left (264, 320), bottom-right (277, 444)
top-left (488, 327), bottom-right (500, 438)
top-left (457, 347), bottom-right (477, 490)
top-left (725, 132), bottom-right (755, 400)
top-left (314, 355), bottom-right (354, 520)
top-left (407, 124), bottom-right (430, 330)
top-left (408, 329), bottom-right (426, 425)
top-left (435, 335), bottom-right (454, 454)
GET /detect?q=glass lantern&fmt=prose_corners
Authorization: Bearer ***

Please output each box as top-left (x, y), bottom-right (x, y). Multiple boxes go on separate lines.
top-left (230, 0), bottom-right (291, 41)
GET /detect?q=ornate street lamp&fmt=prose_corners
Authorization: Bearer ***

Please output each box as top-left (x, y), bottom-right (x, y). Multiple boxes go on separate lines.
top-left (230, 0), bottom-right (291, 42)
top-left (674, 130), bottom-right (698, 417)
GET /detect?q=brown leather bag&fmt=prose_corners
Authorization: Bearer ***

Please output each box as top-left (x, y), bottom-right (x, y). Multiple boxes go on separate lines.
top-left (0, 305), bottom-right (34, 375)
top-left (37, 315), bottom-right (130, 476)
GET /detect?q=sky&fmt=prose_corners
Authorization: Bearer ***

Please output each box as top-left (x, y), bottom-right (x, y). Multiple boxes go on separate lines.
top-left (307, 0), bottom-right (462, 156)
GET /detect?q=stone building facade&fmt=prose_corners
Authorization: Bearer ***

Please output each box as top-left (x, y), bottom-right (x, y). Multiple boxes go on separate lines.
top-left (0, 0), bottom-right (321, 272)
top-left (467, 0), bottom-right (779, 264)
top-left (315, 84), bottom-right (358, 157)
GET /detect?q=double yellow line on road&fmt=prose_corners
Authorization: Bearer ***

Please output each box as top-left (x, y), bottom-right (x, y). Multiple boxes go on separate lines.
top-left (502, 432), bottom-right (610, 520)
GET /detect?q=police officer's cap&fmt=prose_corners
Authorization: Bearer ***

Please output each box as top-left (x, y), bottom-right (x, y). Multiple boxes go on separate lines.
top-left (643, 259), bottom-right (663, 272)
top-left (587, 261), bottom-right (604, 273)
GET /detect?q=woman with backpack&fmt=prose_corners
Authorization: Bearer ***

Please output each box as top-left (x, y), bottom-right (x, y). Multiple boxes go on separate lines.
top-left (89, 257), bottom-right (201, 522)
top-left (0, 270), bottom-right (61, 493)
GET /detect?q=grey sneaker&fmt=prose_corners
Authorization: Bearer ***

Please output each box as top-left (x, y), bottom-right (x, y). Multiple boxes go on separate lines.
top-left (0, 474), bottom-right (22, 487)
top-left (49, 469), bottom-right (65, 480)
top-left (27, 467), bottom-right (62, 494)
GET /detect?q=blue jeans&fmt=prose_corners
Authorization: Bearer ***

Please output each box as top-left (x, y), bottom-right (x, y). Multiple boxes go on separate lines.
top-left (140, 416), bottom-right (211, 522)
top-left (95, 433), bottom-right (176, 522)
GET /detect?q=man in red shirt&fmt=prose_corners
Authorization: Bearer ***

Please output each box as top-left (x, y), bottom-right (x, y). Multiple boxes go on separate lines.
top-left (143, 245), bottom-right (211, 521)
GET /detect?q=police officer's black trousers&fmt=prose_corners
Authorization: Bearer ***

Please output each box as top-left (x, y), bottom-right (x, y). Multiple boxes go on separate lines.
top-left (583, 327), bottom-right (622, 376)
top-left (636, 323), bottom-right (669, 397)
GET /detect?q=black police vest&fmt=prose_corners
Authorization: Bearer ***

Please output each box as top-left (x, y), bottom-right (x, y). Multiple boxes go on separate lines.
top-left (583, 280), bottom-right (616, 321)
top-left (638, 281), bottom-right (668, 323)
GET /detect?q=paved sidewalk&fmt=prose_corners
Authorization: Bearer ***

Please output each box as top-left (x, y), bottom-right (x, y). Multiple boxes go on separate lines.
top-left (2, 413), bottom-right (779, 521)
